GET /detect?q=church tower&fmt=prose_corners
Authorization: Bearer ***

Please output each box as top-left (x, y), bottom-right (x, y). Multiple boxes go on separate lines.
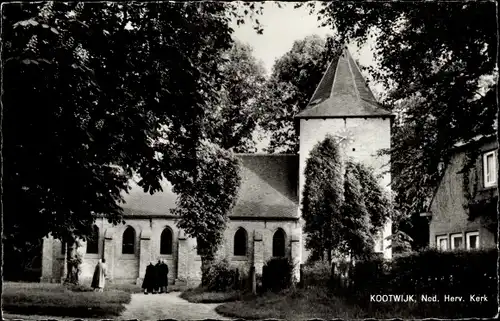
top-left (295, 47), bottom-right (394, 260)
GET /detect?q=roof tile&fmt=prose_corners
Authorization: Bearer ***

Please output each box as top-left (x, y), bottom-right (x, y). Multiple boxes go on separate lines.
top-left (121, 154), bottom-right (299, 219)
top-left (296, 48), bottom-right (392, 119)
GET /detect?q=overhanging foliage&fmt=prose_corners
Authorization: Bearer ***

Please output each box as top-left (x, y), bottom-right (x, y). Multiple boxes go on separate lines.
top-left (3, 2), bottom-right (262, 260)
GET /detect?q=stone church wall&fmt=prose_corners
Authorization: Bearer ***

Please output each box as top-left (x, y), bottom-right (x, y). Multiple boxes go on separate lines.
top-left (41, 217), bottom-right (302, 286)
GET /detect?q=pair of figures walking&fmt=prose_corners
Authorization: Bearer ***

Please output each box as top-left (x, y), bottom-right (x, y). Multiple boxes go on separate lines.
top-left (142, 259), bottom-right (169, 294)
top-left (91, 259), bottom-right (107, 292)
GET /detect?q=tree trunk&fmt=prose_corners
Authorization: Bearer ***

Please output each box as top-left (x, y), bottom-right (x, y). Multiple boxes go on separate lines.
top-left (65, 241), bottom-right (73, 283)
top-left (65, 240), bottom-right (80, 285)
top-left (61, 242), bottom-right (68, 283)
top-left (200, 255), bottom-right (214, 287)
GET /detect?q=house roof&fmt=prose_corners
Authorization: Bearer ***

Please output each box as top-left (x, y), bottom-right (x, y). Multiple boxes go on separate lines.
top-left (452, 133), bottom-right (496, 149)
top-left (121, 154), bottom-right (299, 219)
top-left (295, 47), bottom-right (393, 119)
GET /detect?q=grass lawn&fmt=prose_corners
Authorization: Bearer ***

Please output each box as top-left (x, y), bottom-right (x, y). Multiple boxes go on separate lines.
top-left (180, 286), bottom-right (243, 303)
top-left (69, 282), bottom-right (143, 294)
top-left (216, 286), bottom-right (370, 320)
top-left (2, 282), bottom-right (133, 318)
top-left (215, 286), bottom-right (496, 320)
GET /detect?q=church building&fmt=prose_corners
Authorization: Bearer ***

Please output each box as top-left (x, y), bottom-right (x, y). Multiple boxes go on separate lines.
top-left (41, 48), bottom-right (394, 286)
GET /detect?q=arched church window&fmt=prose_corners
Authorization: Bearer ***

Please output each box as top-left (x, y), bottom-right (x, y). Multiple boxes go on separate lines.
top-left (233, 228), bottom-right (247, 256)
top-left (160, 227), bottom-right (173, 255)
top-left (122, 226), bottom-right (136, 254)
top-left (273, 228), bottom-right (286, 257)
top-left (86, 225), bottom-right (99, 254)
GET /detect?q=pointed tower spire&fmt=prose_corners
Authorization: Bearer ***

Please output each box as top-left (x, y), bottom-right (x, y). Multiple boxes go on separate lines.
top-left (295, 47), bottom-right (392, 119)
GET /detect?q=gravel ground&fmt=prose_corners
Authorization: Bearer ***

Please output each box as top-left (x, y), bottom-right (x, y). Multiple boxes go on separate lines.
top-left (118, 291), bottom-right (230, 320)
top-left (2, 291), bottom-right (228, 321)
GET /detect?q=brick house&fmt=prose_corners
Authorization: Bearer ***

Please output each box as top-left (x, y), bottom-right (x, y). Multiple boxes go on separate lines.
top-left (40, 48), bottom-right (393, 286)
top-left (428, 134), bottom-right (498, 250)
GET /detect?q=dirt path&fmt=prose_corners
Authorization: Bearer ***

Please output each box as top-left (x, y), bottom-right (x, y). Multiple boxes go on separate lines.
top-left (118, 291), bottom-right (229, 320)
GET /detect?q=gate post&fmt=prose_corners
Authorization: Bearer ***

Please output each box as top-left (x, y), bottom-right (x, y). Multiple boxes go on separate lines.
top-left (103, 229), bottom-right (114, 281)
top-left (250, 265), bottom-right (256, 295)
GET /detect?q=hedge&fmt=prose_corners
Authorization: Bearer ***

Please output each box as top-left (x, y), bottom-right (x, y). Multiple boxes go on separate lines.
top-left (345, 248), bottom-right (498, 317)
top-left (262, 257), bottom-right (294, 292)
top-left (301, 261), bottom-right (331, 287)
top-left (202, 258), bottom-right (243, 292)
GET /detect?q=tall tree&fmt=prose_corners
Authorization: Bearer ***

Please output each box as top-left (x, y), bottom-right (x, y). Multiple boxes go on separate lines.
top-left (300, 2), bottom-right (497, 247)
top-left (172, 140), bottom-right (241, 258)
top-left (302, 135), bottom-right (345, 261)
top-left (206, 41), bottom-right (267, 153)
top-left (259, 35), bottom-right (340, 154)
top-left (2, 2), bottom-right (265, 279)
top-left (340, 161), bottom-right (375, 258)
top-left (351, 162), bottom-right (392, 236)
top-left (302, 136), bottom-right (392, 261)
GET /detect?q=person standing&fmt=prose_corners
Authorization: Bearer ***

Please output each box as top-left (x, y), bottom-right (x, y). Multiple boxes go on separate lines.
top-left (154, 259), bottom-right (163, 294)
top-left (91, 259), bottom-right (107, 292)
top-left (142, 262), bottom-right (156, 295)
top-left (161, 259), bottom-right (169, 293)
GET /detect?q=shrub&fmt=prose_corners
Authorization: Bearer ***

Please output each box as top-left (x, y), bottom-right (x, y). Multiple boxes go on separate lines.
top-left (389, 248), bottom-right (497, 297)
top-left (301, 261), bottom-right (331, 287)
top-left (67, 283), bottom-right (93, 292)
top-left (348, 255), bottom-right (389, 296)
top-left (351, 248), bottom-right (498, 295)
top-left (64, 251), bottom-right (83, 285)
top-left (347, 248), bottom-right (498, 317)
top-left (203, 258), bottom-right (240, 292)
top-left (181, 287), bottom-right (243, 303)
top-left (255, 273), bottom-right (263, 293)
top-left (262, 257), bottom-right (294, 292)
top-left (232, 268), bottom-right (249, 291)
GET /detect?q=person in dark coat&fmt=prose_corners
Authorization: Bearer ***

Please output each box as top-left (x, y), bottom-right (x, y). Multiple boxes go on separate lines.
top-left (158, 259), bottom-right (169, 293)
top-left (142, 262), bottom-right (156, 294)
top-left (154, 259), bottom-right (163, 293)
top-left (162, 260), bottom-right (169, 293)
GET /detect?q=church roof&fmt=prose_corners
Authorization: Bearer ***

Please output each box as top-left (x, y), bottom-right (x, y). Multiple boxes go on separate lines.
top-left (121, 154), bottom-right (299, 220)
top-left (295, 47), bottom-right (393, 119)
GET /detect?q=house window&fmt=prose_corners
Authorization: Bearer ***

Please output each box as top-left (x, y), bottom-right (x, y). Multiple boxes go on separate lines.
top-left (233, 228), bottom-right (248, 256)
top-left (86, 225), bottom-right (99, 254)
top-left (160, 227), bottom-right (173, 255)
top-left (273, 228), bottom-right (286, 257)
top-left (483, 150), bottom-right (497, 188)
top-left (466, 231), bottom-right (479, 250)
top-left (436, 235), bottom-right (448, 251)
top-left (122, 226), bottom-right (136, 254)
top-left (450, 233), bottom-right (463, 250)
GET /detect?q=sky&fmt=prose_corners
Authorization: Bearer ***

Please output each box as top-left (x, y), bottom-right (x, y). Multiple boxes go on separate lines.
top-left (229, 2), bottom-right (378, 77)
top-left (228, 2), bottom-right (380, 151)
